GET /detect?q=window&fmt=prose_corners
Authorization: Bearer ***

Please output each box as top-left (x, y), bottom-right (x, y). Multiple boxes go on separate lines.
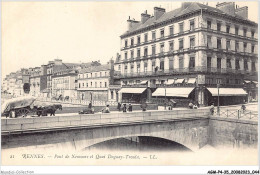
top-left (226, 79), bottom-right (230, 84)
top-left (144, 33), bottom-right (148, 42)
top-left (235, 79), bottom-right (241, 85)
top-left (137, 49), bottom-right (140, 58)
top-left (144, 48), bottom-right (148, 56)
top-left (91, 73), bottom-right (92, 77)
top-left (235, 59), bottom-right (240, 70)
top-left (252, 62), bottom-right (256, 71)
top-left (207, 57), bottom-right (211, 68)
top-left (189, 57), bottom-right (195, 69)
top-left (244, 60), bottom-right (248, 70)
top-left (217, 38), bottom-right (222, 49)
top-left (152, 31), bottom-right (156, 40)
top-left (95, 82), bottom-right (97, 88)
top-left (91, 82), bottom-right (93, 87)
top-left (216, 78), bottom-right (222, 84)
top-left (105, 82), bottom-right (107, 87)
top-left (152, 45), bottom-right (156, 55)
top-left (179, 39), bottom-right (184, 50)
top-left (169, 57), bottom-right (174, 70)
top-left (100, 82), bottom-right (102, 87)
top-left (235, 26), bottom-right (239, 35)
top-left (217, 58), bottom-right (221, 69)
top-left (137, 64), bottom-right (140, 73)
top-left (251, 45), bottom-right (255, 53)
top-left (82, 83), bottom-right (84, 87)
top-left (125, 52), bottom-right (128, 60)
top-left (190, 37), bottom-right (195, 48)
top-left (179, 23), bottom-right (184, 33)
top-left (152, 62), bottom-right (155, 72)
top-left (179, 57), bottom-right (184, 69)
top-left (131, 50), bottom-right (134, 58)
top-left (111, 91), bottom-right (114, 99)
top-left (207, 20), bottom-right (211, 29)
top-left (130, 65), bottom-right (134, 73)
top-left (243, 28), bottom-right (247, 37)
top-left (226, 25), bottom-right (230, 33)
top-left (169, 26), bottom-right (174, 35)
top-left (160, 29), bottom-right (164, 38)
top-left (105, 72), bottom-right (107, 76)
top-left (226, 40), bottom-right (231, 50)
top-left (235, 41), bottom-right (239, 52)
top-left (131, 38), bottom-right (134, 46)
top-left (95, 73), bottom-right (97, 77)
top-left (118, 65), bottom-right (121, 71)
top-left (125, 40), bottom-right (128, 47)
top-left (243, 43), bottom-right (247, 52)
top-left (226, 59), bottom-right (232, 69)
top-left (144, 62), bottom-right (147, 73)
top-left (137, 36), bottom-right (141, 44)
top-left (78, 83), bottom-right (81, 88)
top-left (100, 72), bottom-right (102, 77)
top-left (251, 30), bottom-right (255, 38)
top-left (206, 78), bottom-right (213, 85)
top-left (160, 60), bottom-right (164, 70)
top-left (190, 20), bottom-right (195, 31)
top-left (207, 36), bottom-right (212, 48)
top-left (217, 22), bottom-right (221, 31)
top-left (169, 41), bottom-right (174, 51)
top-left (160, 43), bottom-right (164, 53)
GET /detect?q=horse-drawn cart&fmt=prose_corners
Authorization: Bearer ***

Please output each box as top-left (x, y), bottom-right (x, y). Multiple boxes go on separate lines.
top-left (1, 96), bottom-right (62, 118)
top-left (1, 96), bottom-right (37, 117)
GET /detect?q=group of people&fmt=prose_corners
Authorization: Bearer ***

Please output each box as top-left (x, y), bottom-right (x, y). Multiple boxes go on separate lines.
top-left (117, 102), bottom-right (133, 112)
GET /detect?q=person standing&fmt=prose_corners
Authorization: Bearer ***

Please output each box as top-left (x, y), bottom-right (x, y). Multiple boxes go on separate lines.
top-left (117, 102), bottom-right (121, 112)
top-left (188, 102), bottom-right (193, 109)
top-left (128, 103), bottom-right (132, 112)
top-left (122, 103), bottom-right (127, 112)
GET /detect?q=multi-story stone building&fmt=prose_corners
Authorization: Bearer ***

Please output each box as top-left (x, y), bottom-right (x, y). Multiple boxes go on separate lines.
top-left (29, 65), bottom-right (47, 97)
top-left (114, 2), bottom-right (258, 106)
top-left (77, 60), bottom-right (119, 102)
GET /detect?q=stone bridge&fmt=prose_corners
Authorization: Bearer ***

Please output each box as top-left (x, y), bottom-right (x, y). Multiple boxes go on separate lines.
top-left (1, 108), bottom-right (258, 152)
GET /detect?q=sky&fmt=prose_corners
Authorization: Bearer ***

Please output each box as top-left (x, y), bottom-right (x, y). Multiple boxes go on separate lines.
top-left (2, 1), bottom-right (258, 79)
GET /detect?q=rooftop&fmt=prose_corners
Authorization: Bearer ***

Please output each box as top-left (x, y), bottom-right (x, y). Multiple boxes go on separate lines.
top-left (121, 2), bottom-right (257, 37)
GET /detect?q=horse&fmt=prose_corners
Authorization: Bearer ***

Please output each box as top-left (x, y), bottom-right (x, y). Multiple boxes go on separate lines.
top-left (36, 104), bottom-right (62, 116)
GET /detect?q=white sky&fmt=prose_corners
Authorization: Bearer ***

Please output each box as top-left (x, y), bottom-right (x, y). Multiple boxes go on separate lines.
top-left (2, 1), bottom-right (258, 79)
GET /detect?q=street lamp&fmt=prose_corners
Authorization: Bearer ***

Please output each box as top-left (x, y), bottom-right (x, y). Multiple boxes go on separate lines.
top-left (217, 83), bottom-right (220, 115)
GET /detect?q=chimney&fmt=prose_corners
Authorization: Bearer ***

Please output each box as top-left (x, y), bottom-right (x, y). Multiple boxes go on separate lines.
top-left (216, 2), bottom-right (235, 16)
top-left (54, 59), bottom-right (62, 65)
top-left (181, 2), bottom-right (192, 9)
top-left (127, 16), bottom-right (139, 31)
top-left (141, 10), bottom-right (151, 24)
top-left (154, 7), bottom-right (165, 20)
top-left (235, 6), bottom-right (248, 19)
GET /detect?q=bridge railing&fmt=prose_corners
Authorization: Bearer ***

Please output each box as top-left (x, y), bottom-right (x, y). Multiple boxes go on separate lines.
top-left (1, 108), bottom-right (211, 133)
top-left (213, 109), bottom-right (258, 120)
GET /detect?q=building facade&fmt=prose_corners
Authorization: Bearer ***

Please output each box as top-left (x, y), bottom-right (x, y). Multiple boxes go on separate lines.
top-left (77, 61), bottom-right (119, 102)
top-left (114, 2), bottom-right (258, 105)
top-left (29, 65), bottom-right (47, 97)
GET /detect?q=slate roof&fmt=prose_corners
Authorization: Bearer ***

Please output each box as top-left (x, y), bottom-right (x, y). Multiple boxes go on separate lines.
top-left (79, 64), bottom-right (111, 74)
top-left (122, 2), bottom-right (257, 37)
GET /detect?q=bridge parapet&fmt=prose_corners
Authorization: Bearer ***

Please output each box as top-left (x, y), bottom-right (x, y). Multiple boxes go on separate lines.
top-left (1, 108), bottom-right (210, 134)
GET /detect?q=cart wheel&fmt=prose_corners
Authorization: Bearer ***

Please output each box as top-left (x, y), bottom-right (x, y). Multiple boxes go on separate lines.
top-left (17, 108), bottom-right (30, 117)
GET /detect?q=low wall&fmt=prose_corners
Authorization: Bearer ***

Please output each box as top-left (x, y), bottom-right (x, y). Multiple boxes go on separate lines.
top-left (208, 117), bottom-right (258, 149)
top-left (1, 108), bottom-right (210, 133)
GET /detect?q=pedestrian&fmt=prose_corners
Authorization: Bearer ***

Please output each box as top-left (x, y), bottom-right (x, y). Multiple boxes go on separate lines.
top-left (117, 102), bottom-right (121, 112)
top-left (188, 102), bottom-right (193, 109)
top-left (140, 101), bottom-right (147, 111)
top-left (102, 104), bottom-right (110, 113)
top-left (241, 104), bottom-right (246, 113)
top-left (128, 103), bottom-right (132, 112)
top-left (210, 103), bottom-right (215, 115)
top-left (88, 102), bottom-right (92, 109)
top-left (122, 103), bottom-right (127, 112)
top-left (193, 104), bottom-right (198, 109)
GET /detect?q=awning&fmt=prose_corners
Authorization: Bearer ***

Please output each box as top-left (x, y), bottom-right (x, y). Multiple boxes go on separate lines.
top-left (152, 88), bottom-right (195, 98)
top-left (166, 79), bottom-right (175, 85)
top-left (187, 78), bottom-right (196, 84)
top-left (244, 80), bottom-right (251, 84)
top-left (207, 88), bottom-right (247, 96)
top-left (118, 88), bottom-right (146, 94)
top-left (140, 80), bottom-right (148, 85)
top-left (175, 79), bottom-right (184, 84)
top-left (252, 81), bottom-right (258, 84)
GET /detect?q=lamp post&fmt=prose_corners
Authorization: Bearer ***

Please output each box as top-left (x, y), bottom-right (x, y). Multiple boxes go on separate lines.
top-left (217, 83), bottom-right (220, 115)
top-left (164, 84), bottom-right (166, 110)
